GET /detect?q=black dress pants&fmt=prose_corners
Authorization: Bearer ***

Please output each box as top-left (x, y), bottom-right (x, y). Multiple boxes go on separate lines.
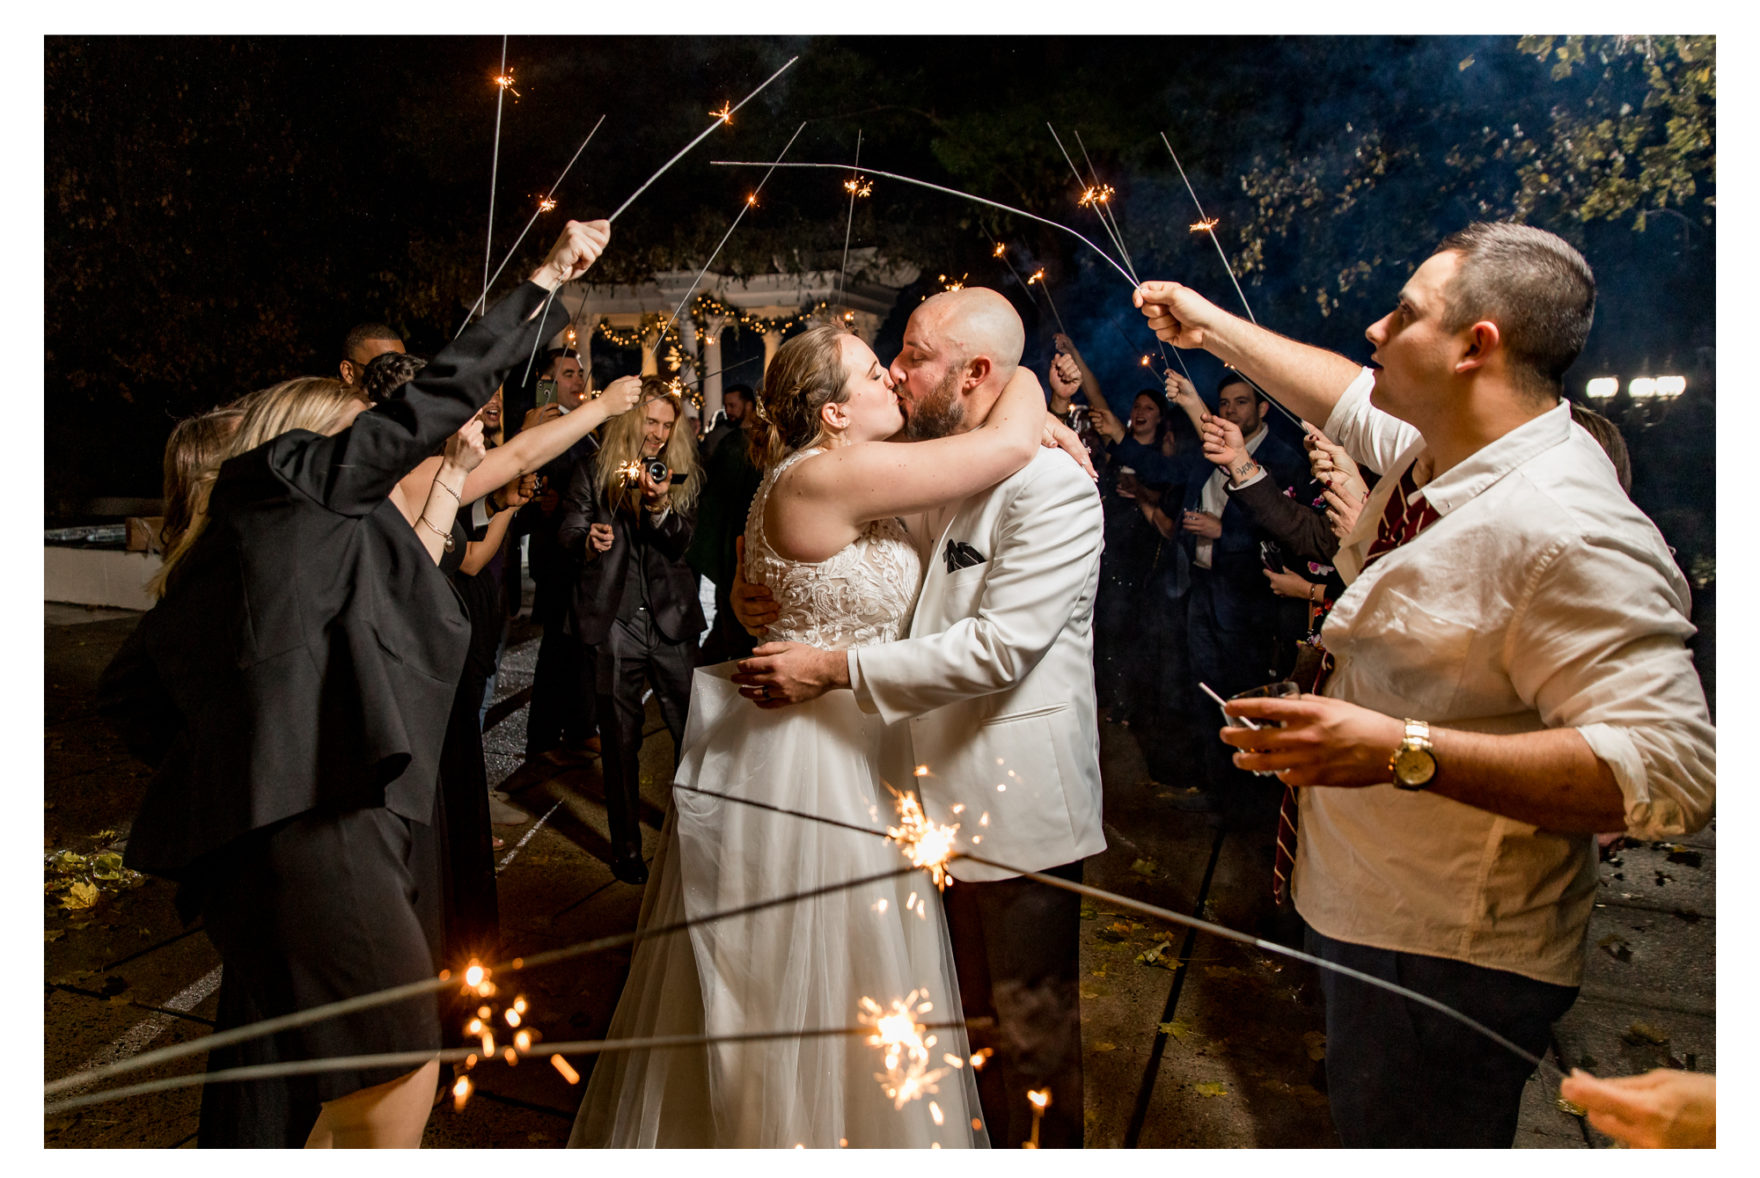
top-left (527, 599), bottom-right (597, 758)
top-left (595, 609), bottom-right (693, 855)
top-left (1305, 926), bottom-right (1579, 1147)
top-left (1184, 570), bottom-right (1280, 801)
top-left (942, 858), bottom-right (1085, 1148)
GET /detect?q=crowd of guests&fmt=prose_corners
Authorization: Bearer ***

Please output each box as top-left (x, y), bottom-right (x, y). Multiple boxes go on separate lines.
top-left (95, 216), bottom-right (1717, 1150)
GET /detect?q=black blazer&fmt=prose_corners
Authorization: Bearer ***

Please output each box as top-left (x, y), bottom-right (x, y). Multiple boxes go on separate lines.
top-left (98, 282), bottom-right (568, 880)
top-left (556, 453), bottom-right (706, 644)
top-left (1225, 471), bottom-right (1339, 568)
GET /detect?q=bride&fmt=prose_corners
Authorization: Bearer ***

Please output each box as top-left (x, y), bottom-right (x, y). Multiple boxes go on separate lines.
top-left (569, 322), bottom-right (1053, 1148)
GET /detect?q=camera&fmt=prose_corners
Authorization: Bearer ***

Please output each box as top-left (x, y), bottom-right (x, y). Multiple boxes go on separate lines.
top-left (535, 377), bottom-right (558, 408)
top-left (624, 458), bottom-right (687, 488)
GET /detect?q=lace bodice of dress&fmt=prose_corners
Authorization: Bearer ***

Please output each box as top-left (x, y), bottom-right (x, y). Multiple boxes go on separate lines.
top-left (744, 448), bottom-right (921, 651)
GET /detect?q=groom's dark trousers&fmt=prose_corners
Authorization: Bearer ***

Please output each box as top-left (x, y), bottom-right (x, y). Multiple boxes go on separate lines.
top-left (943, 858), bottom-right (1085, 1148)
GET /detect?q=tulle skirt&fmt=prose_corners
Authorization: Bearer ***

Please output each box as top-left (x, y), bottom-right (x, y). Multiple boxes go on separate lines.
top-left (570, 661), bottom-right (986, 1148)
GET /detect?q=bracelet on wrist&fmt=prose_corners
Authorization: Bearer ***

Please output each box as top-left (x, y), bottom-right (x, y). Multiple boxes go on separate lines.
top-left (417, 515), bottom-right (456, 552)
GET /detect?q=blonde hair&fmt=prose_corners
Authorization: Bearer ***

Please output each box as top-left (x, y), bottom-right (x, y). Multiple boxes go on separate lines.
top-left (151, 377), bottom-right (362, 596)
top-left (750, 324), bottom-right (850, 469)
top-left (591, 379), bottom-right (701, 516)
top-left (159, 407), bottom-right (244, 556)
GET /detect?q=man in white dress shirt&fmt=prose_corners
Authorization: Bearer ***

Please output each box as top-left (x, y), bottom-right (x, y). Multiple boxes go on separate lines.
top-left (730, 288), bottom-right (1104, 1147)
top-left (1136, 221), bottom-right (1715, 1146)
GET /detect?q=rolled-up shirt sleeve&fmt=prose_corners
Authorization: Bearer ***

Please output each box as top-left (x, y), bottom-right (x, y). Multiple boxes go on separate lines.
top-left (1506, 530), bottom-right (1716, 838)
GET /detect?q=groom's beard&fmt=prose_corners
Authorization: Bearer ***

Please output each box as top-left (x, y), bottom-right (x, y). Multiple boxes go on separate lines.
top-left (901, 368), bottom-right (966, 440)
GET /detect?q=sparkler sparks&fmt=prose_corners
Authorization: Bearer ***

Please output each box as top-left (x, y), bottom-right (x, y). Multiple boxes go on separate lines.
top-left (453, 1074), bottom-right (473, 1111)
top-left (886, 792), bottom-right (960, 890)
top-left (860, 991), bottom-right (951, 1110)
top-left (1025, 1087), bottom-right (1051, 1148)
top-left (1190, 216), bottom-right (1220, 233)
top-left (551, 1055), bottom-right (580, 1085)
top-left (494, 70), bottom-right (521, 99)
top-left (843, 176), bottom-right (873, 197)
top-left (1078, 184), bottom-right (1116, 207)
top-left (538, 196), bottom-right (556, 213)
top-left (993, 242), bottom-right (1006, 257)
top-left (711, 101), bottom-right (733, 124)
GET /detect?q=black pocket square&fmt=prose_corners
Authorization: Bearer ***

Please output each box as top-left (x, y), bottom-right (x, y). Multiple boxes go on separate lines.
top-left (943, 539), bottom-right (986, 573)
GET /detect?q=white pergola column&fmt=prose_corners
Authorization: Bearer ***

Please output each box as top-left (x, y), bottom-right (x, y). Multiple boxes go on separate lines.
top-left (701, 317), bottom-right (728, 420)
top-left (761, 329), bottom-right (780, 376)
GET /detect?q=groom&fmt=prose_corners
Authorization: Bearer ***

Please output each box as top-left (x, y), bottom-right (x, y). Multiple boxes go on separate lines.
top-left (731, 287), bottom-right (1104, 1148)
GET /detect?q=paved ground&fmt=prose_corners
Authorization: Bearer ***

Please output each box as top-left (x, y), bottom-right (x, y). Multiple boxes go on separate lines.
top-left (43, 598), bottom-right (1715, 1148)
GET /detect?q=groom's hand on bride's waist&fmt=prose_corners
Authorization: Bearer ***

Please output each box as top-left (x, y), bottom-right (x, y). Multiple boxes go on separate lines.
top-left (730, 536), bottom-right (780, 636)
top-left (733, 643), bottom-right (851, 708)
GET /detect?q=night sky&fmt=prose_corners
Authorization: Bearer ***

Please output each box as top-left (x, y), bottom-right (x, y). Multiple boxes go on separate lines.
top-left (43, 32), bottom-right (1716, 559)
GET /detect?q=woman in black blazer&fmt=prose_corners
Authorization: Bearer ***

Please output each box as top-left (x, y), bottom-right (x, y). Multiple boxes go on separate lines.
top-left (98, 222), bottom-right (611, 1148)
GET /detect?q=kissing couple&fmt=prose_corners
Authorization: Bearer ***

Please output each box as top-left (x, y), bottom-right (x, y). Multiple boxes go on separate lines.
top-left (571, 287), bottom-right (1105, 1149)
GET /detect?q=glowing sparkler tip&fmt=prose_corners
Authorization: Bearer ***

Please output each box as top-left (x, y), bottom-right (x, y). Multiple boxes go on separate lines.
top-left (993, 243), bottom-right (1006, 257)
top-left (746, 194), bottom-right (758, 206)
top-left (538, 197), bottom-right (556, 213)
top-left (551, 1054), bottom-right (580, 1085)
top-left (464, 963), bottom-right (486, 988)
top-left (712, 102), bottom-right (733, 124)
top-left (1028, 1087), bottom-right (1051, 1110)
top-left (1190, 217), bottom-right (1220, 233)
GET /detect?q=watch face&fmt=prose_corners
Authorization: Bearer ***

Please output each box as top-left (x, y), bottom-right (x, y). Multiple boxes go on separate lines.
top-left (1392, 746), bottom-right (1437, 787)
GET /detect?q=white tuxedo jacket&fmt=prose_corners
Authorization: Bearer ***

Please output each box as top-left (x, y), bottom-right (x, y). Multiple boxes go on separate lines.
top-left (849, 449), bottom-right (1106, 883)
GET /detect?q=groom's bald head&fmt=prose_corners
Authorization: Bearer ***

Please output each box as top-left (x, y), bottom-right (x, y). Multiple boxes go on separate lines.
top-left (892, 286), bottom-right (1025, 439)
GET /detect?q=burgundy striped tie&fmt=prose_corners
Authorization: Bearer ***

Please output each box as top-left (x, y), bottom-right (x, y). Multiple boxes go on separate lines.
top-left (1273, 456), bottom-right (1438, 907)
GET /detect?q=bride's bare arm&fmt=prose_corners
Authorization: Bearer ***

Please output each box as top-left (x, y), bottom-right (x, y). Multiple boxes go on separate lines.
top-left (793, 367), bottom-right (1046, 526)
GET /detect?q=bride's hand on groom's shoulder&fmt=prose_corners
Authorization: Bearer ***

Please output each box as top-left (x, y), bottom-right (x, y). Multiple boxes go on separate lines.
top-left (732, 642), bottom-right (850, 708)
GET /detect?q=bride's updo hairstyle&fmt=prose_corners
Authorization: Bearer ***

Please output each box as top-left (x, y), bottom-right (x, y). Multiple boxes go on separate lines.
top-left (751, 323), bottom-right (850, 470)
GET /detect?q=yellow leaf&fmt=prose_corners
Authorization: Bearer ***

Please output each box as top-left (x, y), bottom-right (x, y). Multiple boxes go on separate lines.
top-left (62, 881), bottom-right (100, 910)
top-left (1094, 1041), bottom-right (1118, 1053)
top-left (1194, 1082), bottom-right (1229, 1098)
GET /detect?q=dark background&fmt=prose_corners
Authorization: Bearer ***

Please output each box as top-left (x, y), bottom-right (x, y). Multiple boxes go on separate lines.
top-left (44, 34), bottom-right (1714, 584)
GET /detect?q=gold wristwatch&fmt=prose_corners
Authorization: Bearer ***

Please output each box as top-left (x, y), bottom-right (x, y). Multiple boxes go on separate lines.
top-left (1389, 719), bottom-right (1436, 790)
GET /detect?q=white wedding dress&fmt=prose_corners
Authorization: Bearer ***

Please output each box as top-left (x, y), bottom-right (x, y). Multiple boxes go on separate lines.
top-left (570, 448), bottom-right (987, 1149)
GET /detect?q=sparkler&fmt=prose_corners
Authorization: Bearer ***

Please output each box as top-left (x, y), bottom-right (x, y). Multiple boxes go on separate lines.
top-left (709, 161), bottom-right (1139, 291)
top-left (657, 121), bottom-right (807, 345)
top-left (456, 114), bottom-right (605, 334)
top-left (860, 991), bottom-right (951, 1110)
top-left (1161, 131), bottom-right (1257, 325)
top-left (527, 57), bottom-right (798, 385)
top-left (1024, 1088), bottom-right (1051, 1148)
top-left (885, 791), bottom-right (958, 891)
top-left (1024, 268), bottom-right (1068, 336)
top-left (484, 38), bottom-right (510, 304)
top-left (834, 130), bottom-right (864, 314)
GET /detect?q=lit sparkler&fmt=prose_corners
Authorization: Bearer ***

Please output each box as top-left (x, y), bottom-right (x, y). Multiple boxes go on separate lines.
top-left (551, 1055), bottom-right (580, 1085)
top-left (538, 196), bottom-right (557, 213)
top-left (843, 176), bottom-right (873, 197)
top-left (1025, 1088), bottom-right (1051, 1148)
top-left (1190, 216), bottom-right (1219, 233)
top-left (711, 100), bottom-right (733, 124)
top-left (453, 1074), bottom-right (473, 1112)
top-left (1077, 184), bottom-right (1115, 207)
top-left (860, 991), bottom-right (950, 1110)
top-left (494, 69), bottom-right (521, 99)
top-left (835, 130), bottom-right (865, 315)
top-left (483, 37), bottom-right (510, 323)
top-left (886, 791), bottom-right (959, 891)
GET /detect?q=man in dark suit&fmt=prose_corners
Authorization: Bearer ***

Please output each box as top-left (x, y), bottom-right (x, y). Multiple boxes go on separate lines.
top-left (687, 383), bottom-right (764, 664)
top-left (1173, 373), bottom-right (1314, 815)
top-left (521, 349), bottom-right (601, 762)
top-left (558, 384), bottom-right (705, 884)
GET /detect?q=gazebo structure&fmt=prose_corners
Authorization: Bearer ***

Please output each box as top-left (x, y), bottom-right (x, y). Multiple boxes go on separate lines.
top-left (547, 249), bottom-right (920, 420)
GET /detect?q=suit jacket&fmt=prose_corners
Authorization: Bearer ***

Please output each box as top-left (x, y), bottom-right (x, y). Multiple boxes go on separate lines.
top-left (521, 430), bottom-right (600, 623)
top-left (849, 449), bottom-right (1106, 883)
top-left (98, 281), bottom-right (568, 881)
top-left (1225, 471), bottom-right (1338, 568)
top-left (556, 453), bottom-right (706, 644)
top-left (1179, 428), bottom-right (1313, 633)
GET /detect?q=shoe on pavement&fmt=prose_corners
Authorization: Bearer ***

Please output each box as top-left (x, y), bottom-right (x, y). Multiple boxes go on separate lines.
top-left (489, 796), bottom-right (529, 826)
top-left (610, 851), bottom-right (649, 885)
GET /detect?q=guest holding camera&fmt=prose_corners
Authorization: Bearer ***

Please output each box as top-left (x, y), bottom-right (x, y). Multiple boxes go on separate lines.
top-left (558, 379), bottom-right (705, 884)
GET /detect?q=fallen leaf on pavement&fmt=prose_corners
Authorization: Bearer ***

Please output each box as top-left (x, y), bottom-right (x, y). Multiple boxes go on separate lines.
top-left (62, 881), bottom-right (100, 910)
top-left (1158, 1019), bottom-right (1194, 1041)
top-left (1302, 1031), bottom-right (1327, 1061)
top-left (1621, 1021), bottom-right (1669, 1046)
top-left (1128, 857), bottom-right (1160, 878)
top-left (1193, 1082), bottom-right (1229, 1098)
top-left (1093, 1041), bottom-right (1118, 1053)
top-left (1596, 934), bottom-right (1633, 963)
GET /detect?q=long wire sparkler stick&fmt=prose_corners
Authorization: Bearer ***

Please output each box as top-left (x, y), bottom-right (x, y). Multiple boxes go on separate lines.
top-left (607, 56), bottom-right (797, 225)
top-left (1160, 130), bottom-right (1256, 325)
top-left (524, 54), bottom-right (799, 385)
top-left (456, 115), bottom-right (606, 335)
top-left (1048, 124), bottom-right (1190, 387)
top-left (484, 36), bottom-right (509, 301)
top-left (657, 121), bottom-right (807, 344)
top-left (44, 859), bottom-right (919, 1098)
top-left (834, 129), bottom-right (863, 312)
top-left (711, 160), bottom-right (1140, 292)
top-left (46, 1019), bottom-right (981, 1116)
top-left (666, 782), bottom-right (1560, 1077)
